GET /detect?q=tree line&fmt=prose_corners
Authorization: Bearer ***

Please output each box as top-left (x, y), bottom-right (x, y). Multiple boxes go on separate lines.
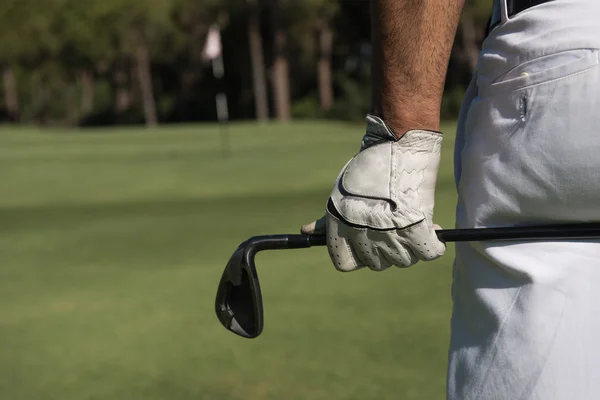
top-left (0, 0), bottom-right (491, 127)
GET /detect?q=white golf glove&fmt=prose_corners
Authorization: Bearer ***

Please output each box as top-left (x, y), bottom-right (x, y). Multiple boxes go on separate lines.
top-left (302, 114), bottom-right (446, 272)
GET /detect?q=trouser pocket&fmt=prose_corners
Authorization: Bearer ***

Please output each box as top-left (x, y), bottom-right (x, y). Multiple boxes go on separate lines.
top-left (457, 48), bottom-right (600, 229)
top-left (479, 48), bottom-right (599, 96)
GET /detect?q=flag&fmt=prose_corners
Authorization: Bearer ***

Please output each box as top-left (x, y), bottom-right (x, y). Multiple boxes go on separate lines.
top-left (202, 24), bottom-right (229, 155)
top-left (202, 25), bottom-right (222, 61)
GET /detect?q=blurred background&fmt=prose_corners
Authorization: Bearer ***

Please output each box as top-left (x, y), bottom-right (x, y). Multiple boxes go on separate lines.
top-left (0, 1), bottom-right (490, 399)
top-left (0, 0), bottom-right (492, 126)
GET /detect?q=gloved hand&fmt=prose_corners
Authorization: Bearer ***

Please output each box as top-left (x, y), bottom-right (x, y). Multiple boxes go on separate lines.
top-left (301, 114), bottom-right (445, 272)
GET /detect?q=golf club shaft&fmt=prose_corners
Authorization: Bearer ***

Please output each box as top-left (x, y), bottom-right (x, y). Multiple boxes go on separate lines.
top-left (289, 222), bottom-right (600, 249)
top-left (437, 223), bottom-right (600, 242)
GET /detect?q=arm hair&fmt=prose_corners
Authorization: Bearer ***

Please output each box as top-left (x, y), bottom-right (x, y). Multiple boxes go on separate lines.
top-left (370, 0), bottom-right (466, 136)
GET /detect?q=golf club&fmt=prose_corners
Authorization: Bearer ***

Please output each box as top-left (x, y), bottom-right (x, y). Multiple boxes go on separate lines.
top-left (215, 222), bottom-right (600, 339)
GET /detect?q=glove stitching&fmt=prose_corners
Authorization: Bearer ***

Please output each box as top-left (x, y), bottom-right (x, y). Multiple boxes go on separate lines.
top-left (412, 136), bottom-right (442, 234)
top-left (416, 147), bottom-right (432, 225)
top-left (390, 141), bottom-right (397, 214)
top-left (336, 197), bottom-right (396, 230)
top-left (392, 144), bottom-right (425, 226)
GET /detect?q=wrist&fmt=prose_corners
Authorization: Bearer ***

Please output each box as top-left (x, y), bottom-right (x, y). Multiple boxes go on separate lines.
top-left (370, 98), bottom-right (441, 138)
top-left (362, 114), bottom-right (442, 151)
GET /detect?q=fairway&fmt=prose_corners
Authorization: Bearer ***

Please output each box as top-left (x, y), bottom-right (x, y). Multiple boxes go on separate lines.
top-left (0, 121), bottom-right (459, 400)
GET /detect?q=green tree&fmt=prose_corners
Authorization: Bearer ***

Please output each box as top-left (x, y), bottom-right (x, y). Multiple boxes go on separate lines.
top-left (51, 0), bottom-right (118, 122)
top-left (287, 0), bottom-right (339, 111)
top-left (65, 0), bottom-right (176, 126)
top-left (0, 0), bottom-right (62, 122)
top-left (118, 0), bottom-right (177, 127)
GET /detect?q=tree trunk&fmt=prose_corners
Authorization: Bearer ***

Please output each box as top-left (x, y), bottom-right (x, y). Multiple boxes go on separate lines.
top-left (134, 41), bottom-right (158, 128)
top-left (247, 0), bottom-right (269, 121)
top-left (79, 69), bottom-right (94, 116)
top-left (113, 66), bottom-right (132, 114)
top-left (2, 66), bottom-right (19, 120)
top-left (316, 20), bottom-right (334, 111)
top-left (65, 82), bottom-right (79, 126)
top-left (270, 0), bottom-right (291, 121)
top-left (459, 9), bottom-right (480, 74)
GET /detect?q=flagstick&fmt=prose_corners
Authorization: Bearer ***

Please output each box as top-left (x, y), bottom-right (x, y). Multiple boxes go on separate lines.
top-left (212, 55), bottom-right (230, 158)
top-left (203, 24), bottom-right (230, 158)
top-left (216, 91), bottom-right (230, 158)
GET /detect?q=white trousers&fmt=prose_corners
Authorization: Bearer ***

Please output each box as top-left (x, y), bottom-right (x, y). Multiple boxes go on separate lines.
top-left (448, 1), bottom-right (600, 399)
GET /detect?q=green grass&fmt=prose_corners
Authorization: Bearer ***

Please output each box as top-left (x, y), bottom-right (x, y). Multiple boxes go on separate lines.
top-left (0, 120), bottom-right (459, 400)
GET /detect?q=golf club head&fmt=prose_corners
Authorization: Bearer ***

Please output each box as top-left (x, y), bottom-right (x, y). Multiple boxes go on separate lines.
top-left (215, 234), bottom-right (325, 339)
top-left (215, 240), bottom-right (264, 339)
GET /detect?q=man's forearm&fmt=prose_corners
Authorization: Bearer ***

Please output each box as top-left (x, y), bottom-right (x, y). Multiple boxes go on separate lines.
top-left (370, 0), bottom-right (465, 137)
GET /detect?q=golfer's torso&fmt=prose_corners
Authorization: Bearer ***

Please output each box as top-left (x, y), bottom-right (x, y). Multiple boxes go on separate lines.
top-left (448, 4), bottom-right (600, 399)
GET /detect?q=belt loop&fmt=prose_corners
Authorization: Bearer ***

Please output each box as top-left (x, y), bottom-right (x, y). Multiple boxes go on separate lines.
top-left (500, 0), bottom-right (509, 23)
